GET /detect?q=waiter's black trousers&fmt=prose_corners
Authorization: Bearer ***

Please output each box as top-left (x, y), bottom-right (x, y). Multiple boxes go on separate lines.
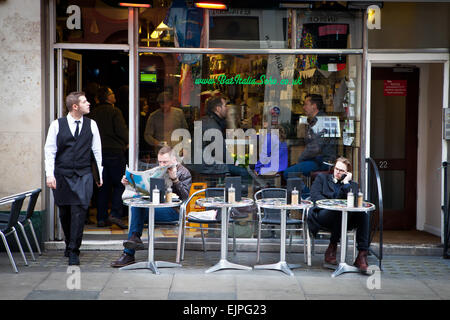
top-left (59, 205), bottom-right (87, 255)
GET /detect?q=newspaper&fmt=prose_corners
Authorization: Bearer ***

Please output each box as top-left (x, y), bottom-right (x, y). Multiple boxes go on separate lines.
top-left (188, 210), bottom-right (218, 221)
top-left (121, 165), bottom-right (173, 200)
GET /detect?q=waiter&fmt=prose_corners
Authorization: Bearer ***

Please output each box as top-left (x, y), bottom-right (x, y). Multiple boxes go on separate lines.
top-left (44, 91), bottom-right (103, 265)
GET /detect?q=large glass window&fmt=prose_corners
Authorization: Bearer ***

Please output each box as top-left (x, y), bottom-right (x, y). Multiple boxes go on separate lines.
top-left (138, 2), bottom-right (290, 49)
top-left (137, 52), bottom-right (361, 239)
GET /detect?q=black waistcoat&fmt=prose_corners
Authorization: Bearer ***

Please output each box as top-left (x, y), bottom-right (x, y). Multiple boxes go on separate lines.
top-left (55, 117), bottom-right (93, 177)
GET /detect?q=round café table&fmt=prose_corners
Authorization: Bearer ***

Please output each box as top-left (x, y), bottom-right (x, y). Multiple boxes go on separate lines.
top-left (315, 199), bottom-right (376, 277)
top-left (121, 197), bottom-right (182, 274)
top-left (254, 198), bottom-right (313, 276)
top-left (195, 197), bottom-right (254, 273)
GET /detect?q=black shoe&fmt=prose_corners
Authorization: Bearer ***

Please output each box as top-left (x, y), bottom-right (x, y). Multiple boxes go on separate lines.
top-left (68, 252), bottom-right (80, 266)
top-left (109, 216), bottom-right (128, 229)
top-left (111, 253), bottom-right (135, 268)
top-left (123, 233), bottom-right (144, 251)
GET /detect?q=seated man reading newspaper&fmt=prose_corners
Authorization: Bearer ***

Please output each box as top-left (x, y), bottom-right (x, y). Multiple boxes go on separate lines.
top-left (111, 146), bottom-right (192, 268)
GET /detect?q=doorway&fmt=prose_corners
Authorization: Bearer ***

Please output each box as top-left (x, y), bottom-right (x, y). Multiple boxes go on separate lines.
top-left (55, 49), bottom-right (130, 236)
top-left (370, 67), bottom-right (419, 230)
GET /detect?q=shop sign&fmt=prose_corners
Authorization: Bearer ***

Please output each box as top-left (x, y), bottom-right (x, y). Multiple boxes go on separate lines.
top-left (383, 80), bottom-right (407, 96)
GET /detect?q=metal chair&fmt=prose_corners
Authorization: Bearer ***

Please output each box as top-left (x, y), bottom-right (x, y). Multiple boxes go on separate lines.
top-left (304, 207), bottom-right (357, 267)
top-left (177, 188), bottom-right (239, 263)
top-left (0, 188), bottom-right (42, 260)
top-left (254, 188), bottom-right (307, 264)
top-left (0, 195), bottom-right (28, 273)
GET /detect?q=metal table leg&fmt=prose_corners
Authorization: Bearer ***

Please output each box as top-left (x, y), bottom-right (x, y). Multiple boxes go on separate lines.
top-left (206, 206), bottom-right (251, 273)
top-left (331, 209), bottom-right (359, 277)
top-left (121, 206), bottom-right (181, 274)
top-left (254, 209), bottom-right (301, 276)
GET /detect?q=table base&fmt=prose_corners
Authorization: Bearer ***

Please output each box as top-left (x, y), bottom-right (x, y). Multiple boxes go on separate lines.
top-left (331, 262), bottom-right (360, 278)
top-left (205, 259), bottom-right (252, 273)
top-left (254, 261), bottom-right (301, 276)
top-left (120, 260), bottom-right (181, 275)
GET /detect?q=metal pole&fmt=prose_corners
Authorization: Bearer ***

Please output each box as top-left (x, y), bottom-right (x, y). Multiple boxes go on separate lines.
top-left (128, 7), bottom-right (139, 230)
top-left (360, 9), bottom-right (369, 194)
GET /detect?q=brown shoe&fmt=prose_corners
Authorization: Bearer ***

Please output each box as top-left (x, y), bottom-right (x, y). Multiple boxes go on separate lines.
top-left (123, 233), bottom-right (145, 251)
top-left (353, 250), bottom-right (369, 273)
top-left (111, 253), bottom-right (135, 268)
top-left (109, 216), bottom-right (127, 229)
top-left (324, 242), bottom-right (338, 265)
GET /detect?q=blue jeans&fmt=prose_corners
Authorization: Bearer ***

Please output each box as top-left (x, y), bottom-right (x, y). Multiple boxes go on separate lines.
top-left (124, 206), bottom-right (179, 256)
top-left (283, 160), bottom-right (330, 179)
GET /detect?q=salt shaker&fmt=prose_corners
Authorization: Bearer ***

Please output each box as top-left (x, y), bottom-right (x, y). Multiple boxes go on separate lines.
top-left (228, 184), bottom-right (235, 203)
top-left (347, 191), bottom-right (354, 208)
top-left (357, 190), bottom-right (363, 207)
top-left (291, 187), bottom-right (299, 205)
top-left (152, 185), bottom-right (160, 205)
top-left (166, 187), bottom-right (172, 203)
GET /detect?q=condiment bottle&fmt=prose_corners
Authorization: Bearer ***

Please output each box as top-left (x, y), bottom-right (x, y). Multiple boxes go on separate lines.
top-left (291, 187), bottom-right (299, 205)
top-left (357, 189), bottom-right (363, 207)
top-left (228, 184), bottom-right (235, 203)
top-left (347, 191), bottom-right (354, 208)
top-left (152, 185), bottom-right (160, 205)
top-left (166, 187), bottom-right (172, 203)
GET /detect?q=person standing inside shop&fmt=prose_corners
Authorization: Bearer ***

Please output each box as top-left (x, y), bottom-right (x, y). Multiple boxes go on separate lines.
top-left (44, 91), bottom-right (103, 266)
top-left (307, 157), bottom-right (370, 273)
top-left (193, 94), bottom-right (230, 177)
top-left (89, 86), bottom-right (129, 229)
top-left (283, 94), bottom-right (336, 180)
top-left (144, 91), bottom-right (188, 156)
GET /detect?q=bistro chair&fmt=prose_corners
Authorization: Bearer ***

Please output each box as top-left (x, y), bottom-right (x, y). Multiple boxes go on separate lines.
top-left (0, 188), bottom-right (42, 260)
top-left (0, 195), bottom-right (28, 273)
top-left (254, 188), bottom-right (307, 264)
top-left (0, 188), bottom-right (42, 261)
top-left (176, 188), bottom-right (239, 263)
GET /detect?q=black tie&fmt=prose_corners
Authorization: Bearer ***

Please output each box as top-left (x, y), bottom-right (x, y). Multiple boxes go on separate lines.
top-left (74, 120), bottom-right (80, 138)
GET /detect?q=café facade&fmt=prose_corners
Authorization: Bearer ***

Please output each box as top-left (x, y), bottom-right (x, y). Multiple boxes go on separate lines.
top-left (0, 0), bottom-right (449, 249)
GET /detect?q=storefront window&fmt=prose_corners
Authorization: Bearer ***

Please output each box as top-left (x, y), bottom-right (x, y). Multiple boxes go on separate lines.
top-left (55, 0), bottom-right (128, 43)
top-left (137, 52), bottom-right (361, 239)
top-left (138, 2), bottom-right (289, 49)
top-left (209, 9), bottom-right (289, 49)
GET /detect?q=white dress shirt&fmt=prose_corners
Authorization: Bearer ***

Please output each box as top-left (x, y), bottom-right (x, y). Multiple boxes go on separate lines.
top-left (44, 113), bottom-right (103, 178)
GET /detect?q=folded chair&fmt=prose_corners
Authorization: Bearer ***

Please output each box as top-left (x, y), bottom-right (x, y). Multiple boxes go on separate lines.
top-left (254, 188), bottom-right (307, 264)
top-left (177, 188), bottom-right (239, 263)
top-left (0, 188), bottom-right (42, 260)
top-left (0, 195), bottom-right (28, 273)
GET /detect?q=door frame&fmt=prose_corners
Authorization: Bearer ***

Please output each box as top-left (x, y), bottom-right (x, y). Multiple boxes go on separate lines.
top-left (365, 51), bottom-right (449, 241)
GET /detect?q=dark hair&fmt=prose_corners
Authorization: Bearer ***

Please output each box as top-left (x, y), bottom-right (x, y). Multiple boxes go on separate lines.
top-left (65, 91), bottom-right (85, 112)
top-left (206, 95), bottom-right (225, 114)
top-left (97, 86), bottom-right (113, 104)
top-left (306, 94), bottom-right (324, 111)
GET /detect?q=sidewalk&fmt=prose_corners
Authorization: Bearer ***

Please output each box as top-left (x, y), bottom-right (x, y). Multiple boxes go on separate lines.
top-left (1, 248), bottom-right (449, 300)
